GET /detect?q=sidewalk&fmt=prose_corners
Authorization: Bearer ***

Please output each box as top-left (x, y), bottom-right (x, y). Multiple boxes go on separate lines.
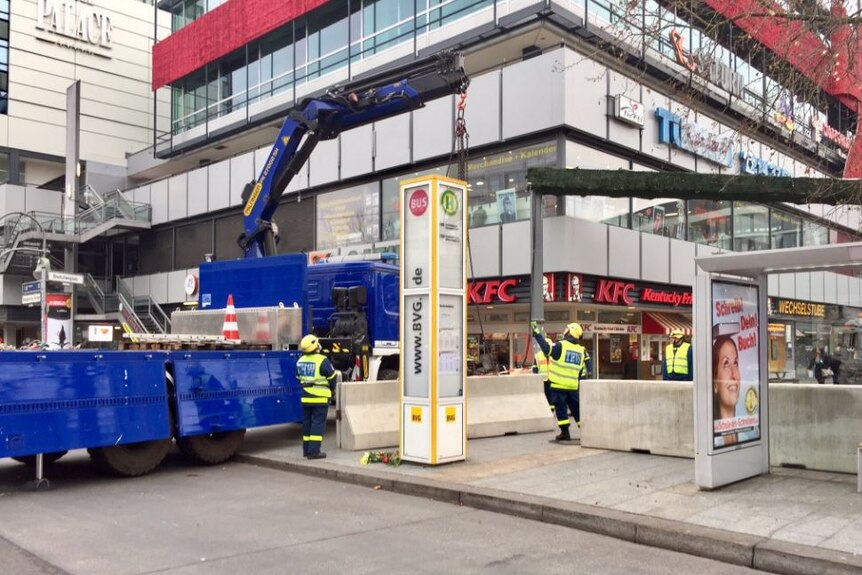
top-left (238, 422), bottom-right (862, 575)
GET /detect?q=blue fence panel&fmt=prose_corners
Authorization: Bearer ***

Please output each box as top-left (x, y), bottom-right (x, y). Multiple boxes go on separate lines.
top-left (0, 351), bottom-right (171, 458)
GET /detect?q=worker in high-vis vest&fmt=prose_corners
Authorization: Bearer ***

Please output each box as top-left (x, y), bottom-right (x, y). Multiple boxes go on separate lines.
top-left (296, 334), bottom-right (337, 459)
top-left (662, 328), bottom-right (692, 381)
top-left (531, 321), bottom-right (592, 442)
top-left (532, 342), bottom-right (554, 412)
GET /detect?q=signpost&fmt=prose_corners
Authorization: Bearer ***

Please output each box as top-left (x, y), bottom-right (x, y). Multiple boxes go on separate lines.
top-left (47, 271), bottom-right (84, 285)
top-left (22, 281), bottom-right (41, 305)
top-left (399, 175), bottom-right (467, 465)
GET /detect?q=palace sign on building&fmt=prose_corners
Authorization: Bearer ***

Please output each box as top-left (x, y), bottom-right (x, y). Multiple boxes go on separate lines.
top-left (36, 0), bottom-right (113, 55)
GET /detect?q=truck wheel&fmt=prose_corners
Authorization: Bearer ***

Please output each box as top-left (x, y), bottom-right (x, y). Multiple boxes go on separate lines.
top-left (88, 440), bottom-right (172, 477)
top-left (379, 369), bottom-right (399, 381)
top-left (12, 451), bottom-right (68, 466)
top-left (176, 430), bottom-right (246, 465)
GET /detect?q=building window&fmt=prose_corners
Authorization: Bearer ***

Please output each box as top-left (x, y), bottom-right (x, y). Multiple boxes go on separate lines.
top-left (771, 209), bottom-right (802, 249)
top-left (803, 220), bottom-right (828, 246)
top-left (733, 202), bottom-right (769, 251)
top-left (633, 198), bottom-right (684, 239)
top-left (316, 182), bottom-right (380, 249)
top-left (687, 200), bottom-right (731, 249)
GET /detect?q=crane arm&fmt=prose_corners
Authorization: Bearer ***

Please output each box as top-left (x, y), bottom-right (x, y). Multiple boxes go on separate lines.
top-left (238, 50), bottom-right (469, 258)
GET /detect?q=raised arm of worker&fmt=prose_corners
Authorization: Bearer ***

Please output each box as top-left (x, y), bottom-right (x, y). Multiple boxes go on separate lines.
top-left (530, 321), bottom-right (563, 360)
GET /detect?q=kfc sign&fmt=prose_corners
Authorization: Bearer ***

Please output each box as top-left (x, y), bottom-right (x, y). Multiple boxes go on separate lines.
top-left (468, 278), bottom-right (519, 304)
top-left (594, 280), bottom-right (635, 305)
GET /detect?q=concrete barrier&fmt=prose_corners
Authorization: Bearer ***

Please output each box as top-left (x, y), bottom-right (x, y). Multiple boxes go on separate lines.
top-left (336, 374), bottom-right (554, 451)
top-left (579, 379), bottom-right (862, 474)
top-left (770, 384), bottom-right (862, 474)
top-left (580, 379), bottom-right (694, 458)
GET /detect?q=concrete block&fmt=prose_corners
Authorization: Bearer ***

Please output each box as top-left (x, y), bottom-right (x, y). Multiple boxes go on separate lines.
top-left (337, 375), bottom-right (554, 452)
top-left (542, 500), bottom-right (638, 542)
top-left (753, 538), bottom-right (862, 575)
top-left (634, 515), bottom-right (759, 567)
top-left (390, 477), bottom-right (461, 505)
top-left (769, 384), bottom-right (862, 474)
top-left (580, 379), bottom-right (694, 457)
top-left (466, 375), bottom-right (556, 438)
top-left (459, 486), bottom-right (546, 522)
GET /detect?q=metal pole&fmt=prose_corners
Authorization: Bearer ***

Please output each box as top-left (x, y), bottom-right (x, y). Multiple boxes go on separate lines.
top-left (529, 187), bottom-right (544, 324)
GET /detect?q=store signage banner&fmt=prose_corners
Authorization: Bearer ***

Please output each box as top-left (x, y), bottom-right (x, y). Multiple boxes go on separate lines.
top-left (613, 95), bottom-right (645, 127)
top-left (769, 297), bottom-right (826, 318)
top-left (580, 323), bottom-right (641, 335)
top-left (739, 151), bottom-right (790, 177)
top-left (656, 107), bottom-right (736, 167)
top-left (711, 281), bottom-right (761, 450)
top-left (36, 0), bottom-right (114, 55)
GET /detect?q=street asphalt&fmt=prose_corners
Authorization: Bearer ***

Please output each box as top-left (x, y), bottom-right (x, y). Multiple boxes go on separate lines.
top-left (237, 420), bottom-right (862, 575)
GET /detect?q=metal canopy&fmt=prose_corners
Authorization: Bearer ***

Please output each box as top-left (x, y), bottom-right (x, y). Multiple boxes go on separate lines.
top-left (695, 242), bottom-right (862, 277)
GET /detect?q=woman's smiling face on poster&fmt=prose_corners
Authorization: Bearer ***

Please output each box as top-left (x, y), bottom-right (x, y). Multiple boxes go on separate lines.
top-left (714, 339), bottom-right (740, 412)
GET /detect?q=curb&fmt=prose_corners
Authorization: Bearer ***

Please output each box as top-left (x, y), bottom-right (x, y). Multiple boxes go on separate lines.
top-left (235, 454), bottom-right (862, 575)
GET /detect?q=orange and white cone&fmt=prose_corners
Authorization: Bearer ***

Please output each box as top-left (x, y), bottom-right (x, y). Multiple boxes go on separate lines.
top-left (222, 294), bottom-right (240, 341)
top-left (254, 310), bottom-right (271, 342)
top-left (353, 355), bottom-right (362, 381)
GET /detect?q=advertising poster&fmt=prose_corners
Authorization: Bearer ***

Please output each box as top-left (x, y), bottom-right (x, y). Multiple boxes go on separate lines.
top-left (566, 273), bottom-right (582, 302)
top-left (46, 293), bottom-right (72, 349)
top-left (542, 273), bottom-right (555, 302)
top-left (711, 281), bottom-right (761, 449)
top-left (495, 188), bottom-right (517, 224)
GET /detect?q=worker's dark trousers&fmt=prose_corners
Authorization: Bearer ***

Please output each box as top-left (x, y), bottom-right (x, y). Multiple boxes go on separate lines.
top-left (543, 380), bottom-right (554, 412)
top-left (302, 402), bottom-right (328, 456)
top-left (552, 388), bottom-right (580, 429)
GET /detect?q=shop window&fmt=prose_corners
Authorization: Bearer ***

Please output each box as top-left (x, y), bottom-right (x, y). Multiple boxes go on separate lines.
top-left (633, 198), bottom-right (684, 239)
top-left (546, 310), bottom-right (570, 322)
top-left (771, 209), bottom-right (801, 249)
top-left (803, 220), bottom-right (828, 246)
top-left (316, 182), bottom-right (380, 249)
top-left (687, 200), bottom-right (731, 249)
top-left (483, 311), bottom-right (511, 323)
top-left (733, 202), bottom-right (769, 251)
top-left (565, 141), bottom-right (630, 227)
top-left (513, 311), bottom-right (530, 323)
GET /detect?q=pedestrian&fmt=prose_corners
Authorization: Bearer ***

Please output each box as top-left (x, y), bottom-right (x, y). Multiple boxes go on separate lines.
top-left (808, 347), bottom-right (833, 384)
top-left (296, 334), bottom-right (337, 459)
top-left (662, 329), bottom-right (692, 381)
top-left (531, 321), bottom-right (592, 442)
top-left (531, 334), bottom-right (554, 413)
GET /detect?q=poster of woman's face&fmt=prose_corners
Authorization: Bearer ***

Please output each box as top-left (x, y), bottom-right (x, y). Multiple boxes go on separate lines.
top-left (711, 281), bottom-right (761, 449)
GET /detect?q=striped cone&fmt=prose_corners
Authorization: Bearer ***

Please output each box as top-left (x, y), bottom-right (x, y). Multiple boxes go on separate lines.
top-left (353, 355), bottom-right (362, 381)
top-left (254, 311), bottom-right (271, 342)
top-left (222, 294), bottom-right (240, 341)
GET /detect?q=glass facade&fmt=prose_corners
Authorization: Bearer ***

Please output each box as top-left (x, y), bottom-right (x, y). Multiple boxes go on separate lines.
top-left (169, 0), bottom-right (493, 134)
top-left (687, 200), bottom-right (732, 249)
top-left (0, 0), bottom-right (8, 115)
top-left (733, 202), bottom-right (769, 252)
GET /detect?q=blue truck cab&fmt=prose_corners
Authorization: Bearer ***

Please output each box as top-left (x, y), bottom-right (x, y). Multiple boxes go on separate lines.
top-left (198, 254), bottom-right (401, 381)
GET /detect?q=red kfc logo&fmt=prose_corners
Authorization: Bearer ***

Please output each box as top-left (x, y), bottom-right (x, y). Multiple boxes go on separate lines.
top-left (594, 280), bottom-right (635, 305)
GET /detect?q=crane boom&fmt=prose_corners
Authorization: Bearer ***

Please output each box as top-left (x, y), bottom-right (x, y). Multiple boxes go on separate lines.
top-left (238, 50), bottom-right (470, 258)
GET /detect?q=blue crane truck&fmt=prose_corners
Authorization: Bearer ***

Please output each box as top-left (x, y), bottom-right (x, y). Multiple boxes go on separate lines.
top-left (197, 252), bottom-right (400, 382)
top-left (0, 51), bottom-right (468, 482)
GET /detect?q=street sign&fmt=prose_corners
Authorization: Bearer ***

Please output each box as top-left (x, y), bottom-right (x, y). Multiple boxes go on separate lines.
top-left (47, 271), bottom-right (85, 285)
top-left (22, 281), bottom-right (41, 305)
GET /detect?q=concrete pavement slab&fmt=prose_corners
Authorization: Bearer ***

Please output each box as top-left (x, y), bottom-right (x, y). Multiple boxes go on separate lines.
top-left (237, 422), bottom-right (862, 574)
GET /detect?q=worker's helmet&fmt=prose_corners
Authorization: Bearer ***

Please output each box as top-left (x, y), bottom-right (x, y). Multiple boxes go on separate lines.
top-left (565, 322), bottom-right (584, 339)
top-left (671, 329), bottom-right (684, 339)
top-left (300, 334), bottom-right (320, 353)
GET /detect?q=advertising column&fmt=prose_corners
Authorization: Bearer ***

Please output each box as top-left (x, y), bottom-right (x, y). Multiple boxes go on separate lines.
top-left (400, 175), bottom-right (467, 464)
top-left (694, 273), bottom-right (769, 488)
top-left (45, 294), bottom-right (72, 349)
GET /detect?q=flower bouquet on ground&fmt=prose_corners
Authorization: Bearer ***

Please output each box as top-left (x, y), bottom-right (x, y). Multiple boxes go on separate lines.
top-left (360, 450), bottom-right (402, 466)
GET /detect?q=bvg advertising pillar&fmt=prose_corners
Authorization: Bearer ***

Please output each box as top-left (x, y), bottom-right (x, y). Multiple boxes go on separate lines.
top-left (399, 175), bottom-right (467, 464)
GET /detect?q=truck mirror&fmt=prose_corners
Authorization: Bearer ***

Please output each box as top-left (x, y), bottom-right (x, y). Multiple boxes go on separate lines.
top-left (348, 286), bottom-right (367, 307)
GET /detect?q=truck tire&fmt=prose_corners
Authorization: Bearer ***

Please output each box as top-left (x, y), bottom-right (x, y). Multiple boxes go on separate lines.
top-left (88, 439), bottom-right (172, 477)
top-left (176, 430), bottom-right (246, 465)
top-left (12, 451), bottom-right (68, 466)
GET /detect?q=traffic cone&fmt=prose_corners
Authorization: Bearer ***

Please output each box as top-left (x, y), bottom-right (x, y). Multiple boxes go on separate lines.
top-left (353, 355), bottom-right (362, 381)
top-left (254, 310), bottom-right (271, 342)
top-left (222, 294), bottom-right (240, 341)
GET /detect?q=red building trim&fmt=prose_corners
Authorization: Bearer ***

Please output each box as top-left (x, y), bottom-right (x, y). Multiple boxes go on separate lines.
top-left (152, 0), bottom-right (330, 90)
